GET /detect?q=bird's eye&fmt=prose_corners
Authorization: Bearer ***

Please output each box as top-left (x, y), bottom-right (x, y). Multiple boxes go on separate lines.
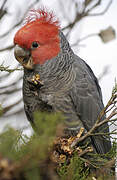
top-left (31, 41), bottom-right (39, 49)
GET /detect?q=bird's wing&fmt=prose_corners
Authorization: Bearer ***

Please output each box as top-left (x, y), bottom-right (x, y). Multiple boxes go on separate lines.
top-left (70, 55), bottom-right (111, 154)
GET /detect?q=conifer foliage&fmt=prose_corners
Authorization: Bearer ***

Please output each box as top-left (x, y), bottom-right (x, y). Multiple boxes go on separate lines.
top-left (0, 104), bottom-right (116, 180)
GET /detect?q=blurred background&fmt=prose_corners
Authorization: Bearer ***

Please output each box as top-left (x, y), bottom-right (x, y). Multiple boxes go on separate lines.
top-left (0, 0), bottom-right (116, 135)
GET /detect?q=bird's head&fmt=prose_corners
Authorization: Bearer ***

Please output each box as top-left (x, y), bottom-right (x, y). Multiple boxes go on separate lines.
top-left (14, 9), bottom-right (60, 69)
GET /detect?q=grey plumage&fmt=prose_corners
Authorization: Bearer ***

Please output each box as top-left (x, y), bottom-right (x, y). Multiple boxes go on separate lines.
top-left (23, 31), bottom-right (111, 154)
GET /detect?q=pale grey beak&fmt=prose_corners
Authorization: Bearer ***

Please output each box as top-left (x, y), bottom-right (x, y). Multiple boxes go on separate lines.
top-left (14, 45), bottom-right (34, 69)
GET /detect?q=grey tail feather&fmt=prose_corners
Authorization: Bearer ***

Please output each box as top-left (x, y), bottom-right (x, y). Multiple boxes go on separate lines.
top-left (91, 136), bottom-right (111, 154)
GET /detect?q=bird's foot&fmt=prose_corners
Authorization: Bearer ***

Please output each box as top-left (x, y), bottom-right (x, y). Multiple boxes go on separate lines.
top-left (27, 74), bottom-right (44, 87)
top-left (51, 127), bottom-right (93, 164)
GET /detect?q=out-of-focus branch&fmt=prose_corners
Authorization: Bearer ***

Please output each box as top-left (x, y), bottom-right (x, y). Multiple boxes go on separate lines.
top-left (0, 87), bottom-right (21, 95)
top-left (2, 98), bottom-right (22, 114)
top-left (71, 33), bottom-right (98, 47)
top-left (71, 26), bottom-right (116, 48)
top-left (0, 45), bottom-right (14, 52)
top-left (0, 0), bottom-right (40, 39)
top-left (62, 0), bottom-right (112, 32)
top-left (0, 0), bottom-right (7, 11)
top-left (0, 44), bottom-right (14, 52)
top-left (3, 107), bottom-right (24, 118)
top-left (62, 12), bottom-right (85, 31)
top-left (85, 0), bottom-right (101, 13)
top-left (0, 65), bottom-right (22, 73)
top-left (87, 0), bottom-right (113, 16)
top-left (0, 76), bottom-right (22, 91)
top-left (0, 64), bottom-right (23, 116)
top-left (0, 8), bottom-right (7, 20)
top-left (0, 0), bottom-right (7, 19)
top-left (98, 66), bottom-right (110, 81)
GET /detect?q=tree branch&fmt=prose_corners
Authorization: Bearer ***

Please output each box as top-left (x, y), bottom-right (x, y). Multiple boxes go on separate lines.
top-left (2, 99), bottom-right (22, 114)
top-left (0, 65), bottom-right (22, 73)
top-left (71, 92), bottom-right (117, 148)
top-left (62, 0), bottom-right (112, 32)
top-left (87, 0), bottom-right (113, 16)
top-left (0, 44), bottom-right (14, 52)
top-left (71, 33), bottom-right (98, 47)
top-left (0, 0), bottom-right (40, 39)
top-left (0, 0), bottom-right (7, 19)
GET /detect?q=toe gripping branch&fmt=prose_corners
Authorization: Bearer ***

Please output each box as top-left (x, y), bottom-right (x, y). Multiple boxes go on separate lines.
top-left (51, 127), bottom-right (93, 164)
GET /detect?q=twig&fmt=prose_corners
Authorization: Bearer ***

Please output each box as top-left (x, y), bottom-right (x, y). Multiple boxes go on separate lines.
top-left (0, 0), bottom-right (7, 11)
top-left (0, 0), bottom-right (7, 19)
top-left (103, 158), bottom-right (115, 168)
top-left (98, 66), bottom-right (110, 81)
top-left (0, 65), bottom-right (22, 73)
top-left (0, 76), bottom-right (22, 89)
top-left (97, 94), bottom-right (117, 120)
top-left (0, 44), bottom-right (14, 52)
top-left (85, 0), bottom-right (101, 14)
top-left (62, 12), bottom-right (85, 31)
top-left (71, 111), bottom-right (117, 147)
top-left (71, 33), bottom-right (98, 47)
top-left (3, 108), bottom-right (24, 118)
top-left (2, 99), bottom-right (22, 114)
top-left (62, 0), bottom-right (112, 32)
top-left (71, 93), bottom-right (117, 148)
top-left (0, 0), bottom-right (39, 39)
top-left (105, 104), bottom-right (115, 113)
top-left (87, 0), bottom-right (113, 16)
top-left (90, 130), bottom-right (117, 137)
top-left (78, 147), bottom-right (93, 157)
top-left (0, 87), bottom-right (21, 95)
top-left (80, 157), bottom-right (98, 168)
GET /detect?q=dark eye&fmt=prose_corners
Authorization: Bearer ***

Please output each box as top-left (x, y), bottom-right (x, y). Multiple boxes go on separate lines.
top-left (31, 41), bottom-right (39, 49)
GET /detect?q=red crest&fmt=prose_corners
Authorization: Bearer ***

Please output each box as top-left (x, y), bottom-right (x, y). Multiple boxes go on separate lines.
top-left (24, 8), bottom-right (60, 28)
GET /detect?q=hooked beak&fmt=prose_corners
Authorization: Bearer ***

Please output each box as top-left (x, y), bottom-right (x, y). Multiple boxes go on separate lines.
top-left (14, 45), bottom-right (34, 69)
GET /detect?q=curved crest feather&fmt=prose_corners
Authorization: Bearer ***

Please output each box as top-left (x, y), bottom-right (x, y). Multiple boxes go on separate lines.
top-left (24, 8), bottom-right (60, 28)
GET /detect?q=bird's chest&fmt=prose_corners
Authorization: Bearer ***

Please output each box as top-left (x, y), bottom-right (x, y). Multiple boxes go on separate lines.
top-left (39, 90), bottom-right (72, 113)
top-left (23, 66), bottom-right (75, 116)
top-left (38, 86), bottom-right (73, 113)
top-left (23, 78), bottom-right (72, 114)
top-left (23, 80), bottom-right (52, 113)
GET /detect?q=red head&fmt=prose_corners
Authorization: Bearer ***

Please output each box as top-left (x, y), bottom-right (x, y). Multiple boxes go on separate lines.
top-left (14, 9), bottom-right (60, 68)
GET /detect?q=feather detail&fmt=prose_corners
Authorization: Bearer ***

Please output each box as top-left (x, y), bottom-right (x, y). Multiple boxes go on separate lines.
top-left (24, 8), bottom-right (60, 29)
